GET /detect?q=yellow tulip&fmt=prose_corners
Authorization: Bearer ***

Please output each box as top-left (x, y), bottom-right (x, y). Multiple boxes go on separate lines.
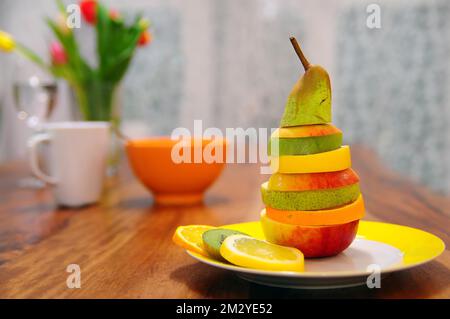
top-left (0, 30), bottom-right (15, 52)
top-left (138, 18), bottom-right (150, 31)
top-left (56, 14), bottom-right (72, 35)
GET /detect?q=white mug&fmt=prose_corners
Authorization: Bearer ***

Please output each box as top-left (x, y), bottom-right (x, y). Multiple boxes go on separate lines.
top-left (28, 121), bottom-right (110, 207)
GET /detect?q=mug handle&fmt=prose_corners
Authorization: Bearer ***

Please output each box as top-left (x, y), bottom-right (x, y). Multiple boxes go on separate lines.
top-left (27, 133), bottom-right (58, 185)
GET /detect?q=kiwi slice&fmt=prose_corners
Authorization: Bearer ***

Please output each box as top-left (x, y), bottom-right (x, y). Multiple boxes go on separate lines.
top-left (261, 182), bottom-right (360, 211)
top-left (202, 229), bottom-right (248, 260)
top-left (268, 133), bottom-right (342, 156)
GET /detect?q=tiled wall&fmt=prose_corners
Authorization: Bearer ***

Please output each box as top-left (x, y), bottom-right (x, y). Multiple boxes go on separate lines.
top-left (335, 0), bottom-right (450, 194)
top-left (0, 0), bottom-right (449, 194)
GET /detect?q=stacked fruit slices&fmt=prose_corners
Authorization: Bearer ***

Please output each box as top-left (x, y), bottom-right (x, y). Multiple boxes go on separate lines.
top-left (261, 124), bottom-right (364, 257)
top-left (260, 38), bottom-right (365, 258)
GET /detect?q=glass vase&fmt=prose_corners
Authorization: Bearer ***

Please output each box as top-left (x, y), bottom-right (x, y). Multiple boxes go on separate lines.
top-left (70, 79), bottom-right (122, 176)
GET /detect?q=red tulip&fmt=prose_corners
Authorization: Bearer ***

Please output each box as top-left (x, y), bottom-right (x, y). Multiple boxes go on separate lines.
top-left (138, 30), bottom-right (152, 47)
top-left (80, 0), bottom-right (97, 24)
top-left (50, 42), bottom-right (68, 65)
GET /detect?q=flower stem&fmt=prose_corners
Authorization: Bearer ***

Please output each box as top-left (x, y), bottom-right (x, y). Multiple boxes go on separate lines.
top-left (15, 42), bottom-right (52, 73)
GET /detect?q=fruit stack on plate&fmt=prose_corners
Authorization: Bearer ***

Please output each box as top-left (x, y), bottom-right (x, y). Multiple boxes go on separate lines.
top-left (260, 38), bottom-right (365, 258)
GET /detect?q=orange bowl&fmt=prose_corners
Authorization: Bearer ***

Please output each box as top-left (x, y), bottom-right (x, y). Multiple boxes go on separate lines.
top-left (125, 137), bottom-right (226, 205)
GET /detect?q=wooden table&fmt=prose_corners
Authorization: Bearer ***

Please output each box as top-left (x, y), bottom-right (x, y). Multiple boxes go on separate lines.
top-left (0, 145), bottom-right (449, 299)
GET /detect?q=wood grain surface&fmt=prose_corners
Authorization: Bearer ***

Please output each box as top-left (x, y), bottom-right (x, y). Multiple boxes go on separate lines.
top-left (0, 145), bottom-right (449, 298)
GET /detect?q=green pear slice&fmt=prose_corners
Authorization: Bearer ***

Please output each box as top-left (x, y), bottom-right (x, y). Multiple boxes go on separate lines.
top-left (280, 38), bottom-right (332, 127)
top-left (269, 132), bottom-right (342, 156)
top-left (261, 182), bottom-right (360, 211)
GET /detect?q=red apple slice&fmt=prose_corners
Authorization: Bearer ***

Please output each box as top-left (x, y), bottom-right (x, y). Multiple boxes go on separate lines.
top-left (261, 210), bottom-right (359, 258)
top-left (268, 168), bottom-right (359, 191)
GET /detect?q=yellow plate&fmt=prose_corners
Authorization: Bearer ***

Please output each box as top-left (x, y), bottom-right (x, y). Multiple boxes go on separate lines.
top-left (186, 220), bottom-right (445, 289)
top-left (270, 146), bottom-right (351, 173)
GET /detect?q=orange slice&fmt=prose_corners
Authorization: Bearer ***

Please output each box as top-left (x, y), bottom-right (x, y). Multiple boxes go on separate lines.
top-left (265, 194), bottom-right (365, 226)
top-left (172, 225), bottom-right (215, 256)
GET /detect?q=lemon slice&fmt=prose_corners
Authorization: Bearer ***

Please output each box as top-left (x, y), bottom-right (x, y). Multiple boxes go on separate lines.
top-left (271, 145), bottom-right (351, 173)
top-left (172, 225), bottom-right (215, 256)
top-left (220, 235), bottom-right (304, 272)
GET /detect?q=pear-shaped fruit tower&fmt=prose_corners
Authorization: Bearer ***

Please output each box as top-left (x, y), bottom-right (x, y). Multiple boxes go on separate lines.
top-left (260, 37), bottom-right (365, 258)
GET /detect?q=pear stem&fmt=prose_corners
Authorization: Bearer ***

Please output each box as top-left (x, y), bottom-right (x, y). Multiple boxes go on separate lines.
top-left (290, 37), bottom-right (311, 71)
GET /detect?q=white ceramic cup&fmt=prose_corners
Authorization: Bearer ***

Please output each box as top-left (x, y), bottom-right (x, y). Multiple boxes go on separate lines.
top-left (28, 121), bottom-right (110, 207)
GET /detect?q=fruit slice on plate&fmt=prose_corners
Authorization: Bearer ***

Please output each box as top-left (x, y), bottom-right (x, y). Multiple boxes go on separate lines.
top-left (268, 133), bottom-right (342, 156)
top-left (172, 225), bottom-right (215, 256)
top-left (270, 146), bottom-right (351, 174)
top-left (220, 234), bottom-right (304, 272)
top-left (268, 168), bottom-right (359, 191)
top-left (202, 228), bottom-right (248, 260)
top-left (261, 210), bottom-right (359, 258)
top-left (272, 124), bottom-right (341, 139)
top-left (261, 181), bottom-right (360, 211)
top-left (265, 194), bottom-right (365, 226)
